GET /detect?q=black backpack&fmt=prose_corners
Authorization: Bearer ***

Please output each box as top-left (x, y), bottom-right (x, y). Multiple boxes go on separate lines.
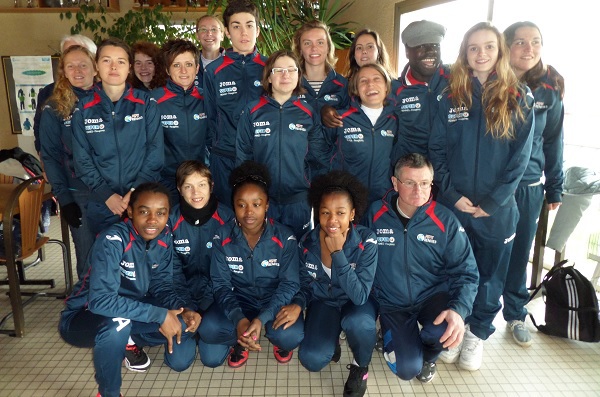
top-left (528, 260), bottom-right (600, 342)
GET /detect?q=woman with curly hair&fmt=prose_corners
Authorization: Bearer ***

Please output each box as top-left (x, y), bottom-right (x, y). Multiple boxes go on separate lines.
top-left (429, 22), bottom-right (534, 371)
top-left (197, 161), bottom-right (303, 369)
top-left (130, 41), bottom-right (167, 91)
top-left (40, 45), bottom-right (98, 280)
top-left (276, 170), bottom-right (378, 397)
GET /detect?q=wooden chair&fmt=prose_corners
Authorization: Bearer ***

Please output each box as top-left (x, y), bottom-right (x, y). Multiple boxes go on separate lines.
top-left (0, 176), bottom-right (71, 337)
top-left (0, 173), bottom-right (14, 184)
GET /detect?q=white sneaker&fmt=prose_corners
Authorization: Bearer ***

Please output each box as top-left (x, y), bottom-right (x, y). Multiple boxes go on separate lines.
top-left (458, 329), bottom-right (483, 371)
top-left (507, 320), bottom-right (533, 347)
top-left (438, 341), bottom-right (462, 364)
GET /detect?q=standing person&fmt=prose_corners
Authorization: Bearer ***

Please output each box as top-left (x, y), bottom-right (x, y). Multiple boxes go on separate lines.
top-left (59, 183), bottom-right (200, 397)
top-left (197, 161), bottom-right (303, 368)
top-left (236, 50), bottom-right (322, 238)
top-left (130, 41), bottom-right (167, 91)
top-left (203, 0), bottom-right (267, 208)
top-left (393, 20), bottom-right (449, 159)
top-left (284, 170), bottom-right (377, 397)
top-left (501, 21), bottom-right (565, 347)
top-left (152, 39), bottom-right (207, 202)
top-left (429, 22), bottom-right (534, 371)
top-left (322, 63), bottom-right (400, 203)
top-left (363, 154), bottom-right (479, 384)
top-left (71, 38), bottom-right (163, 236)
top-left (195, 14), bottom-right (225, 88)
top-left (40, 45), bottom-right (97, 281)
top-left (34, 34), bottom-right (97, 155)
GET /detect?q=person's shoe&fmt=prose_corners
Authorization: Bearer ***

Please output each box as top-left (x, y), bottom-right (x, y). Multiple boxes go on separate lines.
top-left (340, 330), bottom-right (347, 340)
top-left (416, 361), bottom-right (436, 383)
top-left (331, 342), bottom-right (342, 363)
top-left (508, 320), bottom-right (533, 347)
top-left (375, 328), bottom-right (384, 353)
top-left (228, 344), bottom-right (249, 368)
top-left (123, 344), bottom-right (151, 372)
top-left (438, 340), bottom-right (462, 364)
top-left (458, 329), bottom-right (483, 371)
top-left (273, 346), bottom-right (293, 363)
top-left (343, 364), bottom-right (368, 397)
top-left (96, 393), bottom-right (123, 397)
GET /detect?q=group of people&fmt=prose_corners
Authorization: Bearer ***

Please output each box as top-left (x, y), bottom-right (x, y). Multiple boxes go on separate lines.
top-left (33, 0), bottom-right (565, 395)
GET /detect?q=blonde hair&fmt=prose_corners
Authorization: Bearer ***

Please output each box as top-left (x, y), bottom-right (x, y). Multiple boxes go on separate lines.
top-left (292, 20), bottom-right (337, 73)
top-left (449, 22), bottom-right (524, 139)
top-left (49, 45), bottom-right (97, 119)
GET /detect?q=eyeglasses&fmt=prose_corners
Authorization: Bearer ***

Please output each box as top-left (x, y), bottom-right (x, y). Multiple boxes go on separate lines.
top-left (395, 177), bottom-right (433, 190)
top-left (198, 27), bottom-right (221, 35)
top-left (271, 67), bottom-right (299, 75)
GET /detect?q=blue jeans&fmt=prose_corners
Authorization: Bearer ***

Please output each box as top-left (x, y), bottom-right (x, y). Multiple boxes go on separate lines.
top-left (197, 302), bottom-right (304, 367)
top-left (299, 297), bottom-right (377, 371)
top-left (380, 292), bottom-right (449, 380)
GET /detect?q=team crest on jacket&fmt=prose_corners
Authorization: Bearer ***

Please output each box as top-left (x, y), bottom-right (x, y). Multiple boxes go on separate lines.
top-left (417, 233), bottom-right (437, 244)
top-left (289, 123), bottom-right (307, 132)
top-left (261, 259), bottom-right (280, 267)
top-left (323, 94), bottom-right (339, 103)
top-left (124, 114), bottom-right (143, 122)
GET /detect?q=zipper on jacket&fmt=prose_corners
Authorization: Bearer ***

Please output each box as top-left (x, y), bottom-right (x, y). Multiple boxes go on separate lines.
top-left (403, 227), bottom-right (413, 303)
top-left (368, 126), bottom-right (375, 192)
top-left (112, 109), bottom-right (123, 192)
top-left (278, 105), bottom-right (283, 202)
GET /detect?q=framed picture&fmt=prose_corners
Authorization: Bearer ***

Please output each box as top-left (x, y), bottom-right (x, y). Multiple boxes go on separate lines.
top-left (2, 55), bottom-right (59, 134)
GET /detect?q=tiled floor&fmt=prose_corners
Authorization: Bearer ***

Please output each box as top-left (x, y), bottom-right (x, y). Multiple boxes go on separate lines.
top-left (1, 216), bottom-right (600, 397)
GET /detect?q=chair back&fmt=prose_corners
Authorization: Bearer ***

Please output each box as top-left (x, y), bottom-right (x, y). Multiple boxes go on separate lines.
top-left (0, 173), bottom-right (14, 184)
top-left (17, 179), bottom-right (48, 259)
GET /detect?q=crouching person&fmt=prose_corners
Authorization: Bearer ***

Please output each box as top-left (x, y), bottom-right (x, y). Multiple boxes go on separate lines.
top-left (363, 154), bottom-right (479, 383)
top-left (59, 183), bottom-right (201, 397)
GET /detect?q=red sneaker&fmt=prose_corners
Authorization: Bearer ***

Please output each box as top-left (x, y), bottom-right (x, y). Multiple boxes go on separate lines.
top-left (228, 344), bottom-right (249, 368)
top-left (273, 346), bottom-right (293, 363)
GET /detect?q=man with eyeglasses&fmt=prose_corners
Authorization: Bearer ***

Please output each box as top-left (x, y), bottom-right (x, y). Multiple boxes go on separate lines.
top-left (363, 153), bottom-right (478, 384)
top-left (194, 15), bottom-right (225, 89)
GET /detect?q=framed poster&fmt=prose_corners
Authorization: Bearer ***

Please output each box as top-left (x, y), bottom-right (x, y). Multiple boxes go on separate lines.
top-left (2, 55), bottom-right (59, 134)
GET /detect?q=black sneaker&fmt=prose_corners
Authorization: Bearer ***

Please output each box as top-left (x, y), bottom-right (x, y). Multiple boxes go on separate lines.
top-left (124, 344), bottom-right (151, 372)
top-left (228, 343), bottom-right (249, 368)
top-left (331, 342), bottom-right (341, 363)
top-left (416, 361), bottom-right (436, 383)
top-left (343, 364), bottom-right (368, 397)
top-left (375, 328), bottom-right (384, 353)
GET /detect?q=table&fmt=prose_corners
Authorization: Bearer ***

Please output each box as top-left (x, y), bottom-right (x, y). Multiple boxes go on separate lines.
top-left (1, 181), bottom-right (73, 337)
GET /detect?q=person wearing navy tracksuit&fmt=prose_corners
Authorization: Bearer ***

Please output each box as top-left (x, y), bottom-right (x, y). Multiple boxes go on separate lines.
top-left (197, 162), bottom-right (303, 368)
top-left (363, 153), bottom-right (478, 383)
top-left (323, 64), bottom-right (400, 204)
top-left (502, 22), bottom-right (565, 346)
top-left (298, 68), bottom-right (349, 116)
top-left (152, 39), bottom-right (208, 201)
top-left (236, 50), bottom-right (323, 238)
top-left (71, 39), bottom-right (163, 236)
top-left (203, 46), bottom-right (266, 208)
top-left (429, 23), bottom-right (534, 371)
top-left (59, 184), bottom-right (200, 397)
top-left (40, 45), bottom-right (97, 281)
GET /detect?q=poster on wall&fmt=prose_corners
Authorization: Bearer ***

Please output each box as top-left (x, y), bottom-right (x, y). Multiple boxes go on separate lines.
top-left (2, 56), bottom-right (59, 134)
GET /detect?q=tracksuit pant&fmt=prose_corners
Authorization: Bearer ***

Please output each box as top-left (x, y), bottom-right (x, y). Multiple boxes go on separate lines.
top-left (197, 302), bottom-right (304, 368)
top-left (503, 183), bottom-right (544, 322)
top-left (380, 292), bottom-right (449, 380)
top-left (268, 199), bottom-right (312, 240)
top-left (299, 297), bottom-right (377, 372)
top-left (209, 152), bottom-right (234, 209)
top-left (70, 189), bottom-right (96, 280)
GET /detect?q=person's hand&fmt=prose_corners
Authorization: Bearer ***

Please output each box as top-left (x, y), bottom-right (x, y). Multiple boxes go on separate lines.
top-left (236, 318), bottom-right (262, 351)
top-left (273, 304), bottom-right (302, 330)
top-left (321, 105), bottom-right (343, 128)
top-left (433, 309), bottom-right (465, 349)
top-left (181, 309), bottom-right (201, 333)
top-left (323, 228), bottom-right (347, 253)
top-left (105, 193), bottom-right (126, 216)
top-left (61, 202), bottom-right (82, 228)
top-left (472, 206), bottom-right (490, 218)
top-left (159, 308), bottom-right (184, 353)
top-left (454, 196), bottom-right (476, 214)
top-left (548, 202), bottom-right (561, 211)
top-left (122, 189), bottom-right (133, 207)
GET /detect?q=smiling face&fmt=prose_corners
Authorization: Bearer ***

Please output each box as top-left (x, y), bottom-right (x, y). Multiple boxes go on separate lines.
top-left (354, 33), bottom-right (379, 67)
top-left (357, 66), bottom-right (387, 109)
top-left (406, 42), bottom-right (441, 82)
top-left (178, 172), bottom-right (211, 209)
top-left (133, 52), bottom-right (155, 87)
top-left (168, 51), bottom-right (199, 90)
top-left (97, 45), bottom-right (130, 88)
top-left (268, 55), bottom-right (299, 101)
top-left (466, 28), bottom-right (499, 83)
top-left (509, 26), bottom-right (542, 78)
top-left (63, 49), bottom-right (96, 90)
top-left (127, 191), bottom-right (170, 241)
top-left (319, 192), bottom-right (355, 238)
top-left (234, 183), bottom-right (268, 235)
top-left (226, 12), bottom-right (259, 55)
top-left (300, 28), bottom-right (329, 69)
top-left (196, 16), bottom-right (224, 53)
